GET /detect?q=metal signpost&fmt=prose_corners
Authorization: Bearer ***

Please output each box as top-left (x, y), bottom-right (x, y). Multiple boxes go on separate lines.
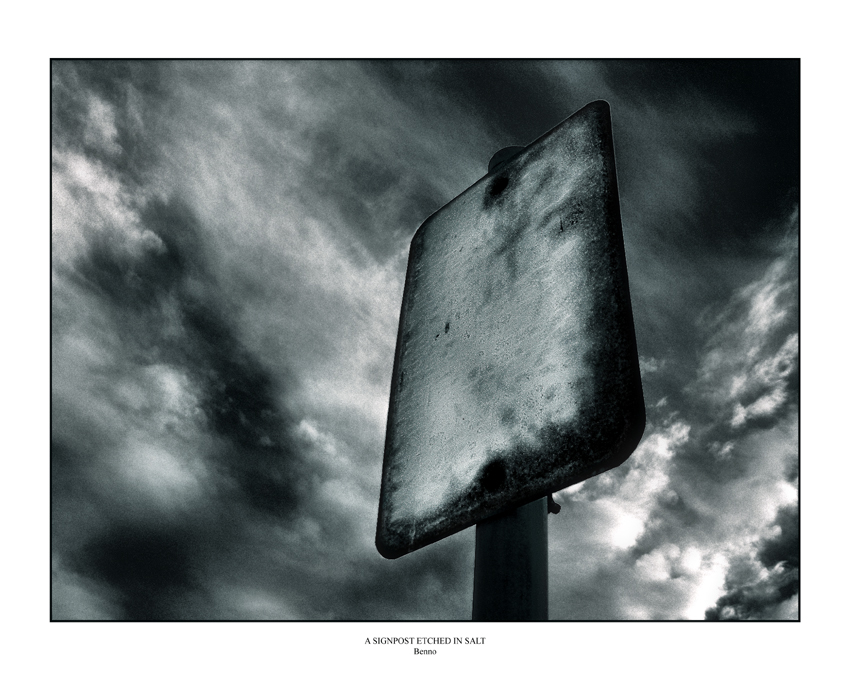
top-left (376, 101), bottom-right (645, 620)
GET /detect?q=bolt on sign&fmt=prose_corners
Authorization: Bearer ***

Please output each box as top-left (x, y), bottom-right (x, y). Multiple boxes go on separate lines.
top-left (376, 101), bottom-right (645, 559)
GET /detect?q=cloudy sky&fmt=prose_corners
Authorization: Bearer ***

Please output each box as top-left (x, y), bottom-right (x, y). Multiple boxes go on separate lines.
top-left (51, 60), bottom-right (798, 621)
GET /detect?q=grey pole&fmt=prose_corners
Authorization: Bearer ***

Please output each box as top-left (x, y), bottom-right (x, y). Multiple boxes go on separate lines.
top-left (471, 496), bottom-right (548, 621)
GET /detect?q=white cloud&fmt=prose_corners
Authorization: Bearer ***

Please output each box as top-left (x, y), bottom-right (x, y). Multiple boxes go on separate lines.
top-left (639, 355), bottom-right (666, 374)
top-left (115, 440), bottom-right (209, 510)
top-left (730, 332), bottom-right (798, 428)
top-left (564, 419), bottom-right (689, 553)
top-left (681, 552), bottom-right (729, 619)
top-left (51, 147), bottom-right (163, 266)
top-left (84, 95), bottom-right (121, 155)
top-left (51, 558), bottom-right (121, 621)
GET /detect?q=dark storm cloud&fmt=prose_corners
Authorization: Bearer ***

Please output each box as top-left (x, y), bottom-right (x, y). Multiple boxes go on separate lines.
top-left (303, 120), bottom-right (447, 262)
top-left (602, 59), bottom-right (799, 228)
top-left (759, 504), bottom-right (799, 571)
top-left (266, 531), bottom-right (474, 620)
top-left (78, 520), bottom-right (201, 620)
top-left (70, 194), bottom-right (307, 518)
top-left (367, 60), bottom-right (570, 149)
top-left (53, 60), bottom-right (798, 620)
top-left (51, 62), bottom-right (324, 618)
top-left (704, 504), bottom-right (799, 620)
top-left (53, 192), bottom-right (313, 618)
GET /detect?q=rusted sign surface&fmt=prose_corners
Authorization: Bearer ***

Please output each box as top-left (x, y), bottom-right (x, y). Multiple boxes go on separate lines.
top-left (377, 101), bottom-right (645, 559)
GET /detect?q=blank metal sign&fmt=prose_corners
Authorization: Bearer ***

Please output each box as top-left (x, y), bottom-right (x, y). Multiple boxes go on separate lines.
top-left (377, 101), bottom-right (645, 559)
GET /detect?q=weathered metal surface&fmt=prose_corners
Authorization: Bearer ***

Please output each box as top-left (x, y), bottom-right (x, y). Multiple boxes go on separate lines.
top-left (376, 101), bottom-right (645, 559)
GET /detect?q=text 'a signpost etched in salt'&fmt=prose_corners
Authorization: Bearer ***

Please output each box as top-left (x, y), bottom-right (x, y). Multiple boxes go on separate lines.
top-left (377, 101), bottom-right (645, 559)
